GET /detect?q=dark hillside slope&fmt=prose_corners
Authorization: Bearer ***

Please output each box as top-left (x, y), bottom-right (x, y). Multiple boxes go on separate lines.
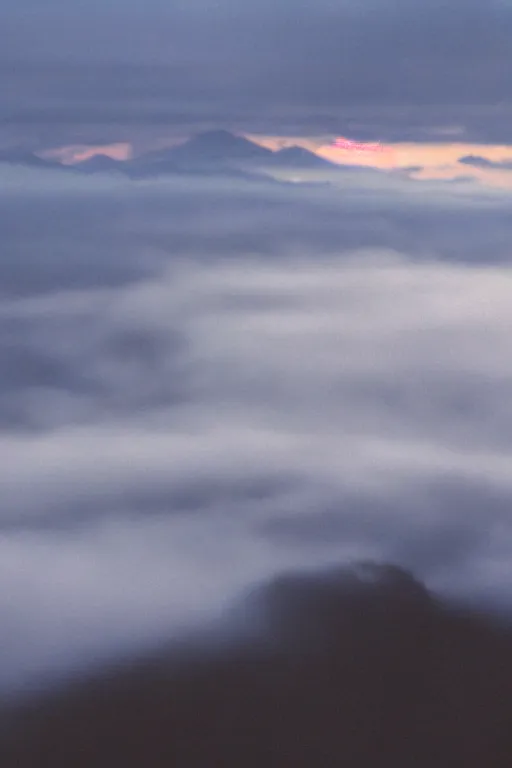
top-left (3, 562), bottom-right (512, 768)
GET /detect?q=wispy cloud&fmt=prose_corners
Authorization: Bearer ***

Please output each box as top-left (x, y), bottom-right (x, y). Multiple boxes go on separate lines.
top-left (1, 168), bottom-right (512, 692)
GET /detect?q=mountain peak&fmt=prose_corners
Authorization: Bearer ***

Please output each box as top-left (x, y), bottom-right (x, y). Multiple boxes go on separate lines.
top-left (174, 130), bottom-right (273, 161)
top-left (74, 154), bottom-right (123, 174)
top-left (272, 146), bottom-right (336, 168)
top-left (0, 149), bottom-right (60, 168)
top-left (190, 129), bottom-right (240, 145)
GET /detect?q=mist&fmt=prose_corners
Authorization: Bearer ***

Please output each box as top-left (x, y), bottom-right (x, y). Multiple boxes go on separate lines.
top-left (0, 166), bottom-right (512, 699)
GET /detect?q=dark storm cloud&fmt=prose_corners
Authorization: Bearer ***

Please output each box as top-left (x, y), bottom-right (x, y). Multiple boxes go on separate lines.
top-left (2, 1), bottom-right (512, 143)
top-left (2, 166), bottom-right (512, 694)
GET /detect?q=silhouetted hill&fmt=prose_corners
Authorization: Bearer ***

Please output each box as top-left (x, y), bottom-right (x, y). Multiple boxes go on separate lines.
top-left (2, 561), bottom-right (512, 767)
top-left (72, 155), bottom-right (125, 174)
top-left (124, 131), bottom-right (337, 178)
top-left (0, 150), bottom-right (64, 170)
top-left (171, 130), bottom-right (274, 163)
top-left (268, 146), bottom-right (336, 169)
top-left (459, 154), bottom-right (512, 170)
top-left (126, 131), bottom-right (272, 176)
top-left (1, 133), bottom-right (339, 181)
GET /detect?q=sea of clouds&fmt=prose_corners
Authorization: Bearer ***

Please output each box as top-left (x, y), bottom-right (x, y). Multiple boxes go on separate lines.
top-left (1, 165), bottom-right (512, 694)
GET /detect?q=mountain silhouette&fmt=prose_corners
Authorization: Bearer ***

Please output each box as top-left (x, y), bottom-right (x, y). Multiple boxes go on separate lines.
top-left (267, 146), bottom-right (336, 169)
top-left (170, 130), bottom-right (274, 163)
top-left (124, 131), bottom-right (337, 179)
top-left (0, 133), bottom-right (339, 181)
top-left (126, 131), bottom-right (272, 176)
top-left (459, 154), bottom-right (512, 170)
top-left (72, 155), bottom-right (125, 174)
top-left (0, 150), bottom-right (65, 170)
top-left (3, 561), bottom-right (512, 768)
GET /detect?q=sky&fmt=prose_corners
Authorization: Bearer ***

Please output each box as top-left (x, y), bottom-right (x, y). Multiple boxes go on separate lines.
top-left (2, 0), bottom-right (512, 699)
top-left (4, 1), bottom-right (512, 184)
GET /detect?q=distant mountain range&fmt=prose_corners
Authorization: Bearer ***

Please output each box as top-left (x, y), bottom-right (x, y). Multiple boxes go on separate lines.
top-left (126, 131), bottom-right (337, 177)
top-left (0, 131), bottom-right (338, 181)
top-left (0, 149), bottom-right (67, 170)
top-left (459, 154), bottom-right (512, 170)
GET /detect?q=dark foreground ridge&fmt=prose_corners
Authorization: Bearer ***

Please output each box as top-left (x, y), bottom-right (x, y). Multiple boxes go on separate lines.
top-left (2, 562), bottom-right (512, 767)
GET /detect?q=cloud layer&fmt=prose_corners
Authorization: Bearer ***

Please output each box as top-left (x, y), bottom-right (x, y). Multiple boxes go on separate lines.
top-left (3, 1), bottom-right (512, 144)
top-left (1, 166), bottom-right (512, 694)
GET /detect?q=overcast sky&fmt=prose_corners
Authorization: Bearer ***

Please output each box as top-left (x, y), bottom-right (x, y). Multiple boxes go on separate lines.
top-left (3, 0), bottom-right (512, 145)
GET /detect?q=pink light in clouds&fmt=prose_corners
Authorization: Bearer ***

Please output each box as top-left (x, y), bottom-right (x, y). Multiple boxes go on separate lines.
top-left (333, 136), bottom-right (392, 153)
top-left (40, 143), bottom-right (132, 165)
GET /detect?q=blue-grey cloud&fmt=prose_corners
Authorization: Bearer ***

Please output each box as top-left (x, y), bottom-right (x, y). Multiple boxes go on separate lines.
top-left (2, 1), bottom-right (512, 144)
top-left (1, 166), bottom-right (512, 696)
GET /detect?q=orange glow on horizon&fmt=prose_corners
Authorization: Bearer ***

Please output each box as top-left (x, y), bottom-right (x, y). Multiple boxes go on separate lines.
top-left (40, 143), bottom-right (132, 165)
top-left (35, 134), bottom-right (512, 190)
top-left (245, 134), bottom-right (512, 189)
